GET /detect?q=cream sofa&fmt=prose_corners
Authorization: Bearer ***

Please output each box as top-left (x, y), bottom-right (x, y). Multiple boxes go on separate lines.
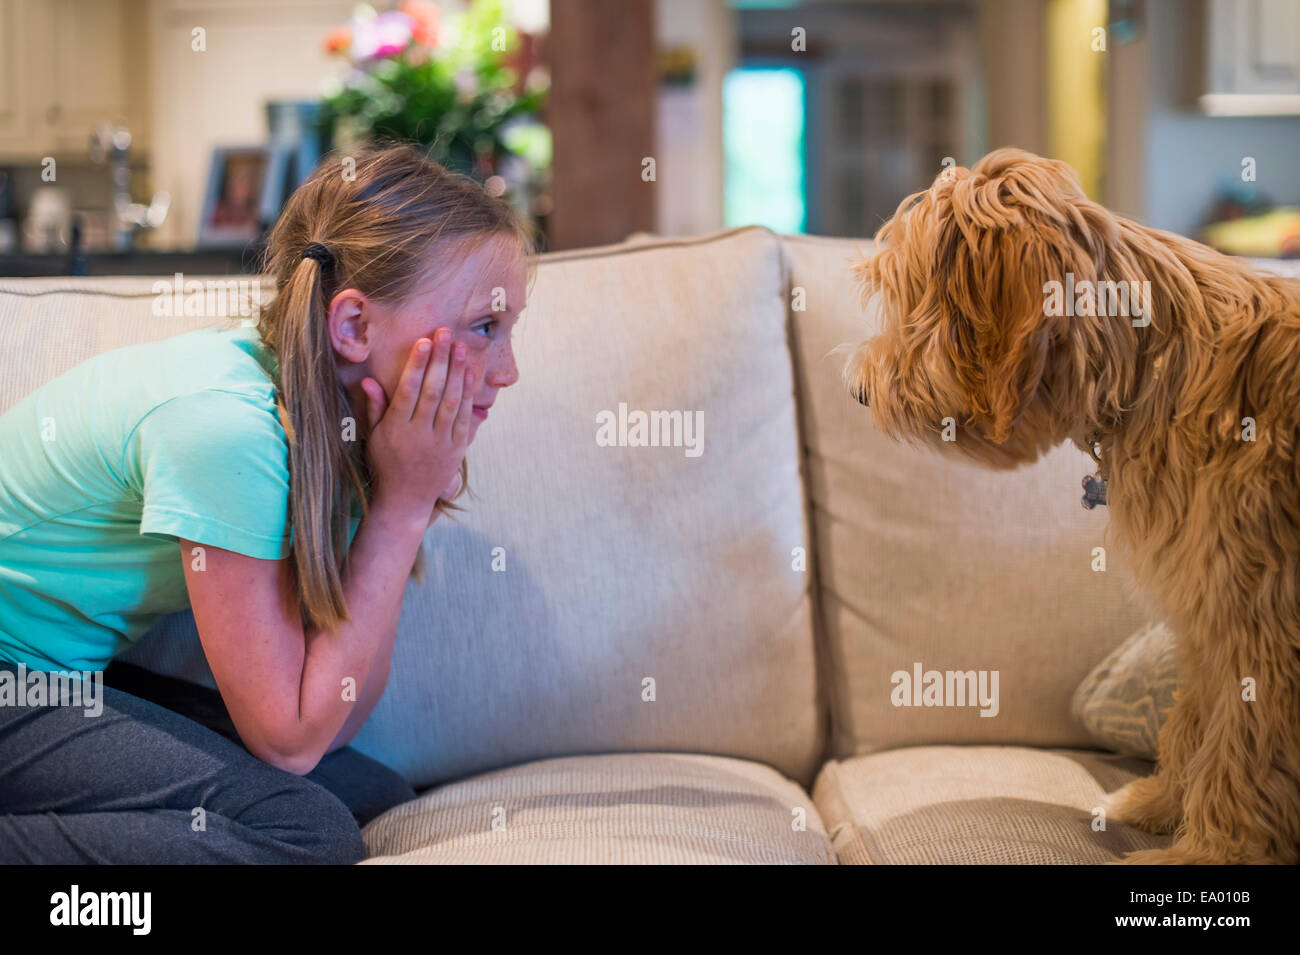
top-left (0, 227), bottom-right (1176, 864)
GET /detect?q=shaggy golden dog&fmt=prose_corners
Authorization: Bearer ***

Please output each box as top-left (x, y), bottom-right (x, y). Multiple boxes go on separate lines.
top-left (845, 147), bottom-right (1300, 864)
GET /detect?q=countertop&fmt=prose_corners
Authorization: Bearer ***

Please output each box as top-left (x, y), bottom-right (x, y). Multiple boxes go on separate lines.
top-left (0, 246), bottom-right (265, 277)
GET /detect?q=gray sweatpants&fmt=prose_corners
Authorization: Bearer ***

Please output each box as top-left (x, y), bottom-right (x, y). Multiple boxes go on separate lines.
top-left (0, 659), bottom-right (416, 864)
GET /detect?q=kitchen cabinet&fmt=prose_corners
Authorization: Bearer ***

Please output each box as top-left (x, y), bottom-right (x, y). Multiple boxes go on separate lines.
top-left (0, 0), bottom-right (147, 161)
top-left (1203, 0), bottom-right (1300, 114)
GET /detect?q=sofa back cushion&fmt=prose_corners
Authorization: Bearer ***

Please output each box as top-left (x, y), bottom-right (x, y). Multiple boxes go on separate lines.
top-left (0, 227), bottom-right (825, 789)
top-left (780, 233), bottom-right (1152, 758)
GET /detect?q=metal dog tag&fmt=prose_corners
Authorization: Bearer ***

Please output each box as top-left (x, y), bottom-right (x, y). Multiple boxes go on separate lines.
top-left (1081, 474), bottom-right (1108, 509)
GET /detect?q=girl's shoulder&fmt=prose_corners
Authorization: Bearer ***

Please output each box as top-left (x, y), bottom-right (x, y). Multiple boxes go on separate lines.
top-left (5, 322), bottom-right (282, 451)
top-left (80, 323), bottom-right (287, 484)
top-left (94, 322), bottom-right (282, 427)
top-left (144, 322), bottom-right (279, 399)
top-left (122, 323), bottom-right (286, 451)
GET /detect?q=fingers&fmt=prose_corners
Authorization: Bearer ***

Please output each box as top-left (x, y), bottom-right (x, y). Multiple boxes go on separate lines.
top-left (414, 331), bottom-right (458, 428)
top-left (431, 343), bottom-right (468, 437)
top-left (451, 367), bottom-right (476, 445)
top-left (361, 378), bottom-right (387, 430)
top-left (391, 336), bottom-right (435, 421)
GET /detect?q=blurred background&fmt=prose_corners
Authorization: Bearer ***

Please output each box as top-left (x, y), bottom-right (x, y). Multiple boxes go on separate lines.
top-left (2, 0), bottom-right (1299, 275)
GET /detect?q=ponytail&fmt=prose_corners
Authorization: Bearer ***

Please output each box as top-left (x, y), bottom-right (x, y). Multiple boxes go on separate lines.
top-left (267, 251), bottom-right (369, 632)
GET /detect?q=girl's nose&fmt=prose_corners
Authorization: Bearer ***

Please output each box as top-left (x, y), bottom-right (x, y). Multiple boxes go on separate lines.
top-left (487, 346), bottom-right (519, 388)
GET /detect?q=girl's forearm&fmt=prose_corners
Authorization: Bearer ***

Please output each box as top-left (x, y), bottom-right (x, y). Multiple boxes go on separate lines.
top-left (324, 623), bottom-right (396, 754)
top-left (323, 507), bottom-right (443, 755)
top-left (292, 496), bottom-right (428, 767)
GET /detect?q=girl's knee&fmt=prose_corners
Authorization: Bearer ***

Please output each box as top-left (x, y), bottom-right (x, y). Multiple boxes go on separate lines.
top-left (303, 747), bottom-right (417, 828)
top-left (214, 764), bottom-right (368, 864)
top-left (269, 777), bottom-right (367, 864)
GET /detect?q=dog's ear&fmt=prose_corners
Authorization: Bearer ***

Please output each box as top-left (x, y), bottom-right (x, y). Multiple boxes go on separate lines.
top-left (931, 149), bottom-right (1102, 444)
top-left (932, 212), bottom-right (1053, 444)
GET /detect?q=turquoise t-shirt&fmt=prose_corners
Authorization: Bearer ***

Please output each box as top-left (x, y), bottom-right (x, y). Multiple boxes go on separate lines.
top-left (0, 323), bottom-right (361, 673)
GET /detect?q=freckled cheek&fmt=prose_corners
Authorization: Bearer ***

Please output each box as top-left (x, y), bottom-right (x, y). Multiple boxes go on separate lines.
top-left (439, 332), bottom-right (484, 383)
top-left (488, 341), bottom-right (518, 386)
top-left (465, 352), bottom-right (488, 391)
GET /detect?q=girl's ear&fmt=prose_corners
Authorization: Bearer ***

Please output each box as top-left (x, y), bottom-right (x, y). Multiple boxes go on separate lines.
top-left (327, 290), bottom-right (374, 363)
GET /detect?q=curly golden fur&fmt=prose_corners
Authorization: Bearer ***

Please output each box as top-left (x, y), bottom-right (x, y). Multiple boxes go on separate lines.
top-left (845, 147), bottom-right (1300, 864)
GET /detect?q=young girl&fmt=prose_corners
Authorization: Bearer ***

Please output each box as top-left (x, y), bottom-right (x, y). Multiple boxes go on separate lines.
top-left (0, 144), bottom-right (532, 863)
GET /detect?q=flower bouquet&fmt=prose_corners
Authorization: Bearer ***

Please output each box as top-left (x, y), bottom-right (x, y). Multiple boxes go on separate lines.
top-left (317, 0), bottom-right (550, 187)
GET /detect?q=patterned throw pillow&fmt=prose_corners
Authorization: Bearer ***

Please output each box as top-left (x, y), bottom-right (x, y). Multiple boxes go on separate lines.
top-left (1070, 620), bottom-right (1178, 760)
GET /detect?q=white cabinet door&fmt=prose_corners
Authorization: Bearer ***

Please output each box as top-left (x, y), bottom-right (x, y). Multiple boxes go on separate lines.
top-left (1205, 0), bottom-right (1300, 111)
top-left (0, 0), bottom-right (137, 160)
top-left (0, 0), bottom-right (51, 158)
top-left (46, 0), bottom-right (130, 151)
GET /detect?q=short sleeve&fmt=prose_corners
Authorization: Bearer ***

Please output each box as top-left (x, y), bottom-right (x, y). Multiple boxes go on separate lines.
top-left (128, 389), bottom-right (291, 559)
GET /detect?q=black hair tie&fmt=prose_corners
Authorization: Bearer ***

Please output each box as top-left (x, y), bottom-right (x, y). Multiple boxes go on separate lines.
top-left (302, 241), bottom-right (335, 276)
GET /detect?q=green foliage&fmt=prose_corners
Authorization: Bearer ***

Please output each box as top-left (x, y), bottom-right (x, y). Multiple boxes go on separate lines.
top-left (317, 1), bottom-right (547, 178)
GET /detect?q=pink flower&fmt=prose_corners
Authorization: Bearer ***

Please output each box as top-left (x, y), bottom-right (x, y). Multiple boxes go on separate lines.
top-left (349, 10), bottom-right (414, 61)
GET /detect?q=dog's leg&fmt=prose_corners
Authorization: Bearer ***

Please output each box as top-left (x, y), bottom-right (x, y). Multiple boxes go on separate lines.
top-left (1174, 644), bottom-right (1300, 864)
top-left (1123, 629), bottom-right (1300, 864)
top-left (1102, 641), bottom-right (1204, 835)
top-left (1102, 709), bottom-right (1194, 834)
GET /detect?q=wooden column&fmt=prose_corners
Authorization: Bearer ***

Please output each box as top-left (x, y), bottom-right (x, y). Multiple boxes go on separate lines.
top-left (547, 0), bottom-right (657, 250)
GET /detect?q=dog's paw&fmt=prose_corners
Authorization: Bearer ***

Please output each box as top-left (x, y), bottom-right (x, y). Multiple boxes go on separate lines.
top-left (1116, 847), bottom-right (1197, 865)
top-left (1118, 843), bottom-right (1285, 865)
top-left (1101, 777), bottom-right (1181, 834)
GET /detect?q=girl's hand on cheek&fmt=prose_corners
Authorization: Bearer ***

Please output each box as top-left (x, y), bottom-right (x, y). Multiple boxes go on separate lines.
top-left (359, 329), bottom-right (477, 524)
top-left (442, 472), bottom-right (463, 499)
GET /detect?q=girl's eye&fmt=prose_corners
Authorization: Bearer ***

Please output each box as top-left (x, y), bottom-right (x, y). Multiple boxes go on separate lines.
top-left (471, 319), bottom-right (496, 339)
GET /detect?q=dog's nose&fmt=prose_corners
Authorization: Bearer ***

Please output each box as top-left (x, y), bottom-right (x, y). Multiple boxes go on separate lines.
top-left (854, 385), bottom-right (870, 408)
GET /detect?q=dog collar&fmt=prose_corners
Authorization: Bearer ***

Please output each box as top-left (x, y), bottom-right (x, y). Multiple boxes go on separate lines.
top-left (1081, 430), bottom-right (1107, 509)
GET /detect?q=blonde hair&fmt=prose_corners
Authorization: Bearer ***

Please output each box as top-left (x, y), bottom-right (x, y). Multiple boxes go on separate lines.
top-left (257, 142), bottom-right (535, 635)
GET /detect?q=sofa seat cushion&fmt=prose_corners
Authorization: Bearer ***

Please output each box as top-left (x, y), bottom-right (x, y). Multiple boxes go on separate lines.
top-left (360, 752), bottom-right (836, 864)
top-left (811, 745), bottom-right (1171, 864)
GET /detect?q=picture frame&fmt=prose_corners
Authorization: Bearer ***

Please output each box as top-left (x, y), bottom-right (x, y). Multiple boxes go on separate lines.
top-left (196, 144), bottom-right (290, 249)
